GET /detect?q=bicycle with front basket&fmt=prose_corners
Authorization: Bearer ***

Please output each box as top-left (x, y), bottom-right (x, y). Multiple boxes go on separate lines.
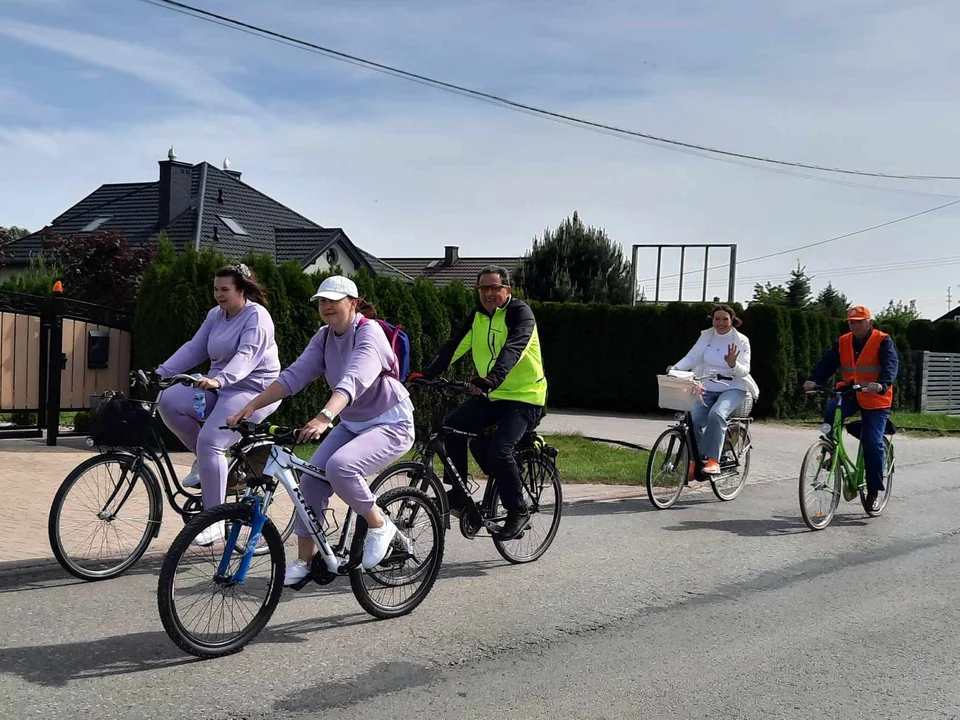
top-left (47, 370), bottom-right (296, 581)
top-left (646, 370), bottom-right (754, 509)
top-left (157, 419), bottom-right (444, 659)
top-left (798, 382), bottom-right (895, 530)
top-left (368, 376), bottom-right (562, 564)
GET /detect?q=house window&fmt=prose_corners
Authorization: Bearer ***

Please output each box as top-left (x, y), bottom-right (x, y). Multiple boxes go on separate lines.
top-left (80, 217), bottom-right (110, 232)
top-left (218, 216), bottom-right (248, 235)
top-left (326, 247), bottom-right (339, 266)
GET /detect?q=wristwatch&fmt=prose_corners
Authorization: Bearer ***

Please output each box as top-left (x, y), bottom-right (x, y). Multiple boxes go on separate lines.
top-left (319, 408), bottom-right (335, 422)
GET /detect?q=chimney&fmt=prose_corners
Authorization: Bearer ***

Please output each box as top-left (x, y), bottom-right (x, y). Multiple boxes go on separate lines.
top-left (444, 245), bottom-right (459, 266)
top-left (158, 147), bottom-right (193, 228)
top-left (222, 157), bottom-right (242, 181)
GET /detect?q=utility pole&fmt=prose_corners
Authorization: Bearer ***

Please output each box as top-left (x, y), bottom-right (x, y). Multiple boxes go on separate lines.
top-left (949, 286), bottom-right (954, 311)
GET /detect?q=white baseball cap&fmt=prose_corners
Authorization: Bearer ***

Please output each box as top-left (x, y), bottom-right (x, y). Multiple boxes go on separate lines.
top-left (310, 275), bottom-right (359, 302)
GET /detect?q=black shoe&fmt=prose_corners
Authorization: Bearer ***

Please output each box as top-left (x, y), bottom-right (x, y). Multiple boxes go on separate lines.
top-left (494, 509), bottom-right (529, 540)
top-left (865, 490), bottom-right (879, 511)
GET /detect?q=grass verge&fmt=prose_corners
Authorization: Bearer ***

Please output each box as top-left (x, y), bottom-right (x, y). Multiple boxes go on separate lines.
top-left (778, 412), bottom-right (960, 435)
top-left (294, 432), bottom-right (650, 486)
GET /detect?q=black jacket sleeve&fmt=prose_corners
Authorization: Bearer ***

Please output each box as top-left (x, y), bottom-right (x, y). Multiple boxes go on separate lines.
top-left (423, 311), bottom-right (474, 379)
top-left (487, 300), bottom-right (536, 389)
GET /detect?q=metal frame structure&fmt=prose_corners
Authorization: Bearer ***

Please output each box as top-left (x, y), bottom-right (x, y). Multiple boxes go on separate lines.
top-left (629, 244), bottom-right (738, 305)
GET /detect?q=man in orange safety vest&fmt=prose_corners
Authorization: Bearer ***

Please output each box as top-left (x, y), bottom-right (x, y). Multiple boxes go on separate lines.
top-left (803, 305), bottom-right (899, 511)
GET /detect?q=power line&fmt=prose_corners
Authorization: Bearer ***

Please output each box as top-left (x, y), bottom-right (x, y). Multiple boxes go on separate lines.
top-left (637, 198), bottom-right (960, 286)
top-left (139, 0), bottom-right (960, 183)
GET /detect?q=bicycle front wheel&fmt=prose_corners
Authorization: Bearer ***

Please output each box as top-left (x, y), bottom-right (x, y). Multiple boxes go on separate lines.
top-left (646, 428), bottom-right (689, 509)
top-left (157, 503), bottom-right (285, 659)
top-left (861, 437), bottom-right (895, 517)
top-left (48, 452), bottom-right (163, 581)
top-left (799, 440), bottom-right (840, 530)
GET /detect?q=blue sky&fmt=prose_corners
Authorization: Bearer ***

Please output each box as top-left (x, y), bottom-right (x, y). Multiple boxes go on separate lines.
top-left (1, 0), bottom-right (959, 318)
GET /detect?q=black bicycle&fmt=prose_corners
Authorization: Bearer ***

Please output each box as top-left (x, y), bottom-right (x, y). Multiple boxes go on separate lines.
top-left (47, 370), bottom-right (296, 581)
top-left (369, 377), bottom-right (562, 564)
top-left (646, 372), bottom-right (754, 509)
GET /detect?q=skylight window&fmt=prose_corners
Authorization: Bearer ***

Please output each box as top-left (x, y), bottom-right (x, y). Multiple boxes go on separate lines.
top-left (80, 217), bottom-right (110, 232)
top-left (218, 216), bottom-right (248, 235)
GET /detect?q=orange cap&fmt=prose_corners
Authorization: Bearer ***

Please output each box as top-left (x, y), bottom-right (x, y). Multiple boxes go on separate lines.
top-left (51, 280), bottom-right (63, 293)
top-left (846, 305), bottom-right (872, 321)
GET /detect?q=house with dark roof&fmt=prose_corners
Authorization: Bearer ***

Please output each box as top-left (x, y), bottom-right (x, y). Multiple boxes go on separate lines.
top-left (936, 305), bottom-right (960, 323)
top-left (382, 246), bottom-right (522, 287)
top-left (2, 149), bottom-right (412, 283)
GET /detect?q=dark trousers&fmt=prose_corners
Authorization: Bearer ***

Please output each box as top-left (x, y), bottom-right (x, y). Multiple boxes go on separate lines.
top-left (442, 395), bottom-right (542, 512)
top-left (824, 396), bottom-right (889, 492)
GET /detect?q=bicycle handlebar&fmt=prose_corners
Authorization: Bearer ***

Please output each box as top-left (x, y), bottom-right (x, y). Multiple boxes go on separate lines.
top-left (130, 369), bottom-right (218, 392)
top-left (219, 419), bottom-right (300, 445)
top-left (407, 376), bottom-right (474, 395)
top-left (805, 382), bottom-right (864, 397)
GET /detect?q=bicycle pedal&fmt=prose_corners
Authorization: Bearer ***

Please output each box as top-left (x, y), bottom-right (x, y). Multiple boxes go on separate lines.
top-left (287, 576), bottom-right (312, 591)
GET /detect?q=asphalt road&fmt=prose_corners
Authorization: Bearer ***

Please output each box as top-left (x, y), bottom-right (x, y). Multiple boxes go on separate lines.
top-left (2, 446), bottom-right (959, 720)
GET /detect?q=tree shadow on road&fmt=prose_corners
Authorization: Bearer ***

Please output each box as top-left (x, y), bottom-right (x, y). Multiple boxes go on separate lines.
top-left (663, 514), bottom-right (869, 537)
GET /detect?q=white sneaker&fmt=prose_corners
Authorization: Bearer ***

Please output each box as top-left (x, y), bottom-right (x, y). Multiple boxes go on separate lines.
top-left (192, 520), bottom-right (224, 547)
top-left (362, 518), bottom-right (398, 570)
top-left (283, 559), bottom-right (310, 586)
top-left (182, 459), bottom-right (200, 488)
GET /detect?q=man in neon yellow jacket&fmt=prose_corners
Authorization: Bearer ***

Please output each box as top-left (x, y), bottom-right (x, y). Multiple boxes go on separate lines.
top-left (419, 265), bottom-right (548, 540)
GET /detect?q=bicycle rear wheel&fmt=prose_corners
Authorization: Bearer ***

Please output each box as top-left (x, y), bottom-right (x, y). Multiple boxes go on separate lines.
top-left (799, 440), bottom-right (840, 530)
top-left (711, 427), bottom-right (751, 502)
top-left (48, 452), bottom-right (162, 581)
top-left (350, 487), bottom-right (444, 619)
top-left (860, 437), bottom-right (895, 517)
top-left (157, 503), bottom-right (284, 659)
top-left (491, 453), bottom-right (562, 564)
top-left (646, 428), bottom-right (688, 509)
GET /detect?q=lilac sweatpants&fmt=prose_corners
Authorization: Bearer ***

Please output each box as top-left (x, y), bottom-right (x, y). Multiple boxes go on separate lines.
top-left (295, 421), bottom-right (415, 537)
top-left (157, 384), bottom-right (281, 509)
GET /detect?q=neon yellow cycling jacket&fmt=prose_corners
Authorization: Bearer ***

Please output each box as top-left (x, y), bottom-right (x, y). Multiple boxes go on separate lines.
top-left (425, 298), bottom-right (547, 406)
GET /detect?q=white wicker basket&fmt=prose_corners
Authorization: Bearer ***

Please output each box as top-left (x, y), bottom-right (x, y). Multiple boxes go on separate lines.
top-left (656, 374), bottom-right (701, 412)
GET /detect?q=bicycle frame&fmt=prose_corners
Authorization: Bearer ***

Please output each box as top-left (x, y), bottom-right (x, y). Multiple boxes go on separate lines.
top-left (823, 394), bottom-right (866, 496)
top-left (219, 440), bottom-right (411, 585)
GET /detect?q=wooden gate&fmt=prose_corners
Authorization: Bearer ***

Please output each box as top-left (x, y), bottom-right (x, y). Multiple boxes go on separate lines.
top-left (0, 290), bottom-right (132, 444)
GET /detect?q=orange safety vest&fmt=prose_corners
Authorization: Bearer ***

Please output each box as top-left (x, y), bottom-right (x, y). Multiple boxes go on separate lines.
top-left (837, 330), bottom-right (894, 409)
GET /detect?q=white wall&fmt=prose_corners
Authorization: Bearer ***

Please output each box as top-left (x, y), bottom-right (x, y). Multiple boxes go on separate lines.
top-left (301, 242), bottom-right (359, 275)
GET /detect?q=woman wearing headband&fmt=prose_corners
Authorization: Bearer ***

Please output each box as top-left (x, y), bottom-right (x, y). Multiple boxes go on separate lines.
top-left (156, 264), bottom-right (282, 545)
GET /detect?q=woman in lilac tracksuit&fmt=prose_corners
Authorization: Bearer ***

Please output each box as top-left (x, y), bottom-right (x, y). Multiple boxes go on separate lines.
top-left (156, 264), bottom-right (282, 545)
top-left (230, 275), bottom-right (415, 583)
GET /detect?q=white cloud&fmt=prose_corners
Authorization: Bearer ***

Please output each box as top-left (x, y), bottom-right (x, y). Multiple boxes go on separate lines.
top-left (1, 0), bottom-right (960, 318)
top-left (0, 19), bottom-right (260, 114)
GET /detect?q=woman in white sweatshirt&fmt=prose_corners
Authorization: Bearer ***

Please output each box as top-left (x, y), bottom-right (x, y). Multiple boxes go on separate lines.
top-left (670, 305), bottom-right (760, 475)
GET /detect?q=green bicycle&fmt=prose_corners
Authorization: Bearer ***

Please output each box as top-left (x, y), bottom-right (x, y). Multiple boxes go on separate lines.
top-left (798, 383), bottom-right (895, 531)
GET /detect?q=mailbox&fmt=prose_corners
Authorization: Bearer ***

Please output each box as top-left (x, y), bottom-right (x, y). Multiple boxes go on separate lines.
top-left (88, 330), bottom-right (110, 369)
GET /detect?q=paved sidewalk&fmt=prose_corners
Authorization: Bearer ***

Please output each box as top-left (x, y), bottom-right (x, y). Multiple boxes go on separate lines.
top-left (0, 432), bottom-right (643, 575)
top-left (4, 410), bottom-right (959, 575)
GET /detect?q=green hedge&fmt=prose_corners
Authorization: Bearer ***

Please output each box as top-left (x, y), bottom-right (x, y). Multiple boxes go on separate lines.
top-left (132, 242), bottom-right (958, 433)
top-left (132, 240), bottom-right (475, 443)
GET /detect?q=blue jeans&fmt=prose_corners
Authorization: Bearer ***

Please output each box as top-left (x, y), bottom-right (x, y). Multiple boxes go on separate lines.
top-left (824, 397), bottom-right (888, 492)
top-left (691, 389), bottom-right (747, 462)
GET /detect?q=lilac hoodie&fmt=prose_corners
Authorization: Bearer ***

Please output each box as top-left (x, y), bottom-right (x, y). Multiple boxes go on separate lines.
top-left (157, 301), bottom-right (281, 394)
top-left (277, 314), bottom-right (409, 422)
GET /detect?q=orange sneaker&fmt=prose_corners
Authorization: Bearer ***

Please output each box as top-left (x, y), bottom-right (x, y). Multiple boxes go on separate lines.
top-left (702, 459), bottom-right (721, 475)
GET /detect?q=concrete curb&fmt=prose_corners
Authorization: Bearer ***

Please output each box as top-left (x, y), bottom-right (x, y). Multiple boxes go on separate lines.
top-left (0, 489), bottom-right (645, 581)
